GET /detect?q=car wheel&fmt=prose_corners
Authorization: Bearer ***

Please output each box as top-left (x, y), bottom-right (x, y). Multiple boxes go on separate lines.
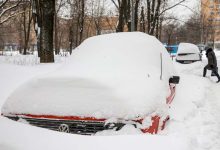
top-left (58, 124), bottom-right (70, 133)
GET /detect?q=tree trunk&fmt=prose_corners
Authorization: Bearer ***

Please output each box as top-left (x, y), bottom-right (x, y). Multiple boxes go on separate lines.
top-left (40, 0), bottom-right (55, 63)
top-left (158, 18), bottom-right (163, 40)
top-left (134, 0), bottom-right (139, 31)
top-left (79, 0), bottom-right (85, 44)
top-left (23, 11), bottom-right (27, 55)
top-left (155, 17), bottom-right (159, 38)
top-left (32, 0), bottom-right (42, 58)
top-left (140, 6), bottom-right (145, 32)
top-left (149, 0), bottom-right (161, 35)
top-left (146, 0), bottom-right (151, 33)
top-left (116, 0), bottom-right (125, 32)
top-left (54, 13), bottom-right (59, 55)
top-left (75, 15), bottom-right (79, 46)
top-left (58, 30), bottom-right (63, 52)
top-left (167, 34), bottom-right (171, 45)
top-left (18, 22), bottom-right (23, 54)
top-left (23, 2), bottom-right (32, 55)
top-left (124, 0), bottom-right (131, 31)
top-left (69, 25), bottom-right (73, 55)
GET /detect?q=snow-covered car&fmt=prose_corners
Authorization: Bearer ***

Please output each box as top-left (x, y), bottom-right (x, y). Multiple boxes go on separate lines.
top-left (176, 43), bottom-right (202, 64)
top-left (1, 32), bottom-right (180, 135)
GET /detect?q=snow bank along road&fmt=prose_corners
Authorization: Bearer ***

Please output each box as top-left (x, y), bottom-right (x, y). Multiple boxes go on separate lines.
top-left (0, 54), bottom-right (220, 150)
top-left (168, 53), bottom-right (220, 150)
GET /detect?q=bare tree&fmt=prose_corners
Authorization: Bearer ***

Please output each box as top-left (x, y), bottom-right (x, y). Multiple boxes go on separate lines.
top-left (111, 0), bottom-right (140, 32)
top-left (79, 0), bottom-right (85, 43)
top-left (140, 6), bottom-right (145, 32)
top-left (21, 1), bottom-right (32, 55)
top-left (163, 21), bottom-right (178, 45)
top-left (162, 13), bottom-right (203, 45)
top-left (91, 0), bottom-right (105, 35)
top-left (145, 0), bottom-right (185, 36)
top-left (68, 0), bottom-right (85, 54)
top-left (32, 0), bottom-right (55, 63)
top-left (54, 0), bottom-right (65, 55)
top-left (0, 0), bottom-right (23, 25)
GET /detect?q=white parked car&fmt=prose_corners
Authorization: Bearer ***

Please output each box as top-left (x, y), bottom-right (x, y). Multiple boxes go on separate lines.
top-left (176, 43), bottom-right (201, 64)
top-left (1, 32), bottom-right (180, 135)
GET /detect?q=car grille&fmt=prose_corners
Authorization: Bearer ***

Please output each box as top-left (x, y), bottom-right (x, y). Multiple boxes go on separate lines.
top-left (6, 116), bottom-right (124, 135)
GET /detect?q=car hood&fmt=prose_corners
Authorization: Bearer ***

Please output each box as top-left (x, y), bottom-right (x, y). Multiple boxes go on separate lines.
top-left (177, 43), bottom-right (200, 54)
top-left (1, 76), bottom-right (169, 120)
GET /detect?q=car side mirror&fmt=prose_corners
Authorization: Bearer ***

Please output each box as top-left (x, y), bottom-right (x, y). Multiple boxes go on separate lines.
top-left (169, 76), bottom-right (180, 84)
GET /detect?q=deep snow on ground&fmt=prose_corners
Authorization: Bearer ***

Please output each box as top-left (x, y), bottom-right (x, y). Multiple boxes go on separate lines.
top-left (0, 50), bottom-right (220, 150)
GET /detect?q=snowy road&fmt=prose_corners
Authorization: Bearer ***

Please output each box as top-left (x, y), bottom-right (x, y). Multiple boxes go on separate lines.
top-left (0, 54), bottom-right (220, 150)
top-left (167, 55), bottom-right (220, 150)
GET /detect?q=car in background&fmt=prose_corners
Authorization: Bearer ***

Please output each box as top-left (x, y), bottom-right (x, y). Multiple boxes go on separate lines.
top-left (165, 45), bottom-right (179, 59)
top-left (165, 45), bottom-right (179, 55)
top-left (1, 32), bottom-right (180, 135)
top-left (176, 43), bottom-right (202, 64)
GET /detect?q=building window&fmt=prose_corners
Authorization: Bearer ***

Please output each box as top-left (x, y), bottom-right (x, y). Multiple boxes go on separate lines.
top-left (210, 5), bottom-right (214, 9)
top-left (210, 11), bottom-right (215, 15)
top-left (217, 4), bottom-right (220, 9)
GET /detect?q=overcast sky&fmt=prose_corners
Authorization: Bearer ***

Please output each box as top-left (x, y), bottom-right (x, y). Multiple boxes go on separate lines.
top-left (167, 0), bottom-right (200, 20)
top-left (105, 0), bottom-right (200, 21)
top-left (60, 0), bottom-right (200, 21)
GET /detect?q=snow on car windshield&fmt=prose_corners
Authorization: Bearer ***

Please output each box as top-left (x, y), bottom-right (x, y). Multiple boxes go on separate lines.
top-left (2, 32), bottom-right (176, 119)
top-left (177, 43), bottom-right (200, 54)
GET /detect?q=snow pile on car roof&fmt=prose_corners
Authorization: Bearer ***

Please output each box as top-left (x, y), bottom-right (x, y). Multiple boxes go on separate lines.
top-left (177, 43), bottom-right (200, 54)
top-left (2, 32), bottom-right (176, 119)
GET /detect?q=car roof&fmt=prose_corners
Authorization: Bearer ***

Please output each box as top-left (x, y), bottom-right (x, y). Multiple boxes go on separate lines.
top-left (177, 43), bottom-right (200, 54)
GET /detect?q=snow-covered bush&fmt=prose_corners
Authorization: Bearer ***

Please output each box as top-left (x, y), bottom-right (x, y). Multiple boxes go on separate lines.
top-left (4, 55), bottom-right (40, 65)
top-left (1, 53), bottom-right (69, 65)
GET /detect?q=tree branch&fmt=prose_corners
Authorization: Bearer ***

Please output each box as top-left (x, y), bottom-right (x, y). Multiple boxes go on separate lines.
top-left (111, 0), bottom-right (119, 10)
top-left (0, 0), bottom-right (9, 9)
top-left (159, 0), bottom-right (186, 16)
top-left (0, 10), bottom-right (25, 24)
top-left (0, 0), bottom-right (22, 19)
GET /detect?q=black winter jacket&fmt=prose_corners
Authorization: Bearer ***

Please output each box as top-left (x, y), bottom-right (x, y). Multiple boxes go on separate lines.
top-left (206, 50), bottom-right (217, 69)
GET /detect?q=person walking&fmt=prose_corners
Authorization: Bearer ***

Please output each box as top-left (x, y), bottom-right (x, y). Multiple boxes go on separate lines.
top-left (203, 47), bottom-right (220, 83)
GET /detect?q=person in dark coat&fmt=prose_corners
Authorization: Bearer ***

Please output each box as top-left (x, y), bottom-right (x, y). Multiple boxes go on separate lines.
top-left (203, 48), bottom-right (220, 83)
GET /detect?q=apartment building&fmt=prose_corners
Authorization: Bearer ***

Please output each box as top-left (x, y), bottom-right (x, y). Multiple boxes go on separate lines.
top-left (201, 0), bottom-right (220, 49)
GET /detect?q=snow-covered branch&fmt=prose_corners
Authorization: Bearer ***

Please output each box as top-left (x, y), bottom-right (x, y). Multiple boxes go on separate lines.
top-left (0, 10), bottom-right (24, 24)
top-left (0, 0), bottom-right (9, 9)
top-left (111, 0), bottom-right (119, 10)
top-left (0, 0), bottom-right (23, 24)
top-left (159, 0), bottom-right (186, 16)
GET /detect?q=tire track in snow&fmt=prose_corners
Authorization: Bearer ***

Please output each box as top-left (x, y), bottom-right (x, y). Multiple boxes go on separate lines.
top-left (204, 84), bottom-right (220, 150)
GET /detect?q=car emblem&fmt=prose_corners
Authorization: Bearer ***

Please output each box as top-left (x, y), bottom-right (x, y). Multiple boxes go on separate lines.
top-left (58, 124), bottom-right (70, 133)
